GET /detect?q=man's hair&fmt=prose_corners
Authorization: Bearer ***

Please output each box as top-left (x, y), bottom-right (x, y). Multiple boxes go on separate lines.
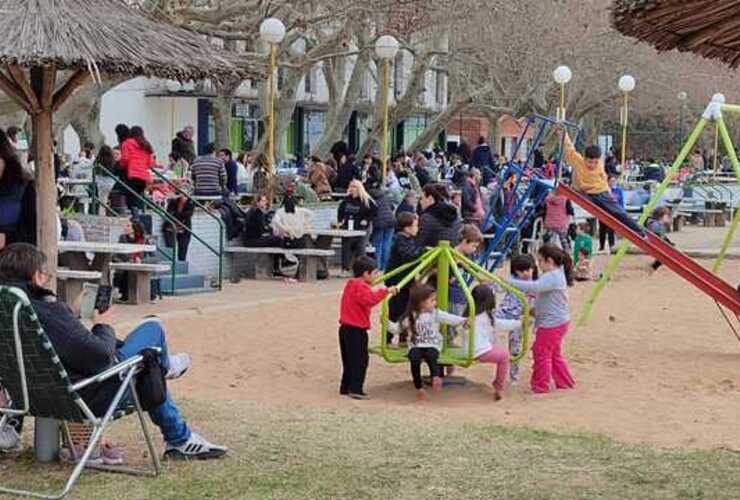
top-left (204, 143), bottom-right (216, 155)
top-left (353, 256), bottom-right (377, 278)
top-left (584, 145), bottom-right (602, 160)
top-left (478, 136), bottom-right (486, 145)
top-left (0, 243), bottom-right (46, 282)
top-left (219, 148), bottom-right (232, 159)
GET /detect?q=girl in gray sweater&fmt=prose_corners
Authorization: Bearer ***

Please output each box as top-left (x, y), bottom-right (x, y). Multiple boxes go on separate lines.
top-left (508, 244), bottom-right (576, 394)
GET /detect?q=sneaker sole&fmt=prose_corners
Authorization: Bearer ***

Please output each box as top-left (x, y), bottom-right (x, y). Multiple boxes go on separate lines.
top-left (163, 448), bottom-right (227, 461)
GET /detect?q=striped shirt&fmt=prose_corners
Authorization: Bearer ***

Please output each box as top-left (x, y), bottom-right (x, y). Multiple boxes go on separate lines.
top-left (190, 155), bottom-right (226, 196)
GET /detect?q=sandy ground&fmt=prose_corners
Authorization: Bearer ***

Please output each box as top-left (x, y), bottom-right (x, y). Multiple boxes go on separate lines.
top-left (111, 246), bottom-right (740, 451)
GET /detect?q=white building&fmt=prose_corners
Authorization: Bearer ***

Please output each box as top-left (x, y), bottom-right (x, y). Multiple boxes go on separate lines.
top-left (64, 44), bottom-right (449, 161)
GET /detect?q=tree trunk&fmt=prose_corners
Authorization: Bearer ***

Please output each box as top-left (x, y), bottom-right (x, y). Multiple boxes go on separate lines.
top-left (212, 93), bottom-right (233, 150)
top-left (69, 97), bottom-right (105, 148)
top-left (313, 53), bottom-right (370, 158)
top-left (407, 98), bottom-right (473, 152)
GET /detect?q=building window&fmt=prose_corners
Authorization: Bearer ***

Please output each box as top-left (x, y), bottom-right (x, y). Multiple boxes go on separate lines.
top-left (435, 72), bottom-right (445, 106)
top-left (393, 54), bottom-right (404, 98)
top-left (277, 67), bottom-right (285, 90)
top-left (304, 67), bottom-right (313, 94)
top-left (303, 111), bottom-right (326, 156)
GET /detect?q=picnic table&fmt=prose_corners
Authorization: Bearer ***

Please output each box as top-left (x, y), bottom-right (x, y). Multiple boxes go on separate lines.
top-left (58, 241), bottom-right (156, 285)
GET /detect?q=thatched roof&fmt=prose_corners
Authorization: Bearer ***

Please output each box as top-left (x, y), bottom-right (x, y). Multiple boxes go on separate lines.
top-left (612, 0), bottom-right (740, 68)
top-left (0, 0), bottom-right (264, 83)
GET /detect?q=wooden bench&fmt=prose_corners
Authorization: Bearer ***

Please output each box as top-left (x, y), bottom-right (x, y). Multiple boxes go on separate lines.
top-left (225, 247), bottom-right (335, 283)
top-left (57, 269), bottom-right (102, 305)
top-left (109, 262), bottom-right (171, 304)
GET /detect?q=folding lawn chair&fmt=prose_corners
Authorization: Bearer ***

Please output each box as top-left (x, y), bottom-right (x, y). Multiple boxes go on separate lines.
top-left (0, 286), bottom-right (160, 499)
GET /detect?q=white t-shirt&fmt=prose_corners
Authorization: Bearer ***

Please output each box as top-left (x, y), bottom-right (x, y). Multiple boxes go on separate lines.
top-left (462, 313), bottom-right (521, 358)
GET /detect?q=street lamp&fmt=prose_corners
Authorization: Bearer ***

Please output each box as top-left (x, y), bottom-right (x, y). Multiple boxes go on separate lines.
top-left (553, 65), bottom-right (572, 121)
top-left (677, 91), bottom-right (687, 154)
top-left (618, 74), bottom-right (636, 171)
top-left (260, 17), bottom-right (286, 172)
top-left (375, 35), bottom-right (400, 180)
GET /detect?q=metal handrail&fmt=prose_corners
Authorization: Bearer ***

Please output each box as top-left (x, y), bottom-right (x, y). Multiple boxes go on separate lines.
top-left (149, 168), bottom-right (225, 290)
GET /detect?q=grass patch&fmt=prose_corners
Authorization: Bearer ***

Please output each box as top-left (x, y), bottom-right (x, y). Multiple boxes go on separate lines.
top-left (3, 400), bottom-right (740, 499)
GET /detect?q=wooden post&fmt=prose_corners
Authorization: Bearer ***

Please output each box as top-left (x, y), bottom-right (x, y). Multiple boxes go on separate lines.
top-left (30, 67), bottom-right (58, 290)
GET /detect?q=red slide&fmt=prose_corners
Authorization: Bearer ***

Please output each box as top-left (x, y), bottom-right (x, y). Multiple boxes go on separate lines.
top-left (558, 184), bottom-right (740, 315)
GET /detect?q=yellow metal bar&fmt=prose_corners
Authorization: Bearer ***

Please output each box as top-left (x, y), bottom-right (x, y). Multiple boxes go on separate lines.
top-left (578, 117), bottom-right (710, 325)
top-left (559, 83), bottom-right (565, 121)
top-left (621, 93), bottom-right (628, 171)
top-left (446, 249), bottom-right (476, 367)
top-left (380, 59), bottom-right (391, 182)
top-left (713, 117), bottom-right (740, 273)
top-left (268, 43), bottom-right (277, 172)
top-left (720, 104), bottom-right (740, 114)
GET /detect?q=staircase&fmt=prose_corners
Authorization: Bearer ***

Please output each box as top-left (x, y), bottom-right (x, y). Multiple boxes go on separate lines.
top-left (155, 251), bottom-right (216, 296)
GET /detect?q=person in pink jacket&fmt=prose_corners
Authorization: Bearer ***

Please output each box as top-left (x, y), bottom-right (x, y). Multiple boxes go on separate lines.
top-left (120, 126), bottom-right (155, 216)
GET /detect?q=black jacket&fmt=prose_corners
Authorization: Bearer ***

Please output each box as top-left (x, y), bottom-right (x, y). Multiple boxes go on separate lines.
top-left (338, 196), bottom-right (376, 230)
top-left (0, 180), bottom-right (36, 245)
top-left (369, 189), bottom-right (395, 230)
top-left (386, 234), bottom-right (424, 278)
top-left (171, 132), bottom-right (196, 164)
top-left (461, 180), bottom-right (479, 220)
top-left (334, 162), bottom-right (360, 191)
top-left (243, 207), bottom-right (271, 241)
top-left (417, 202), bottom-right (462, 248)
top-left (12, 282), bottom-right (120, 414)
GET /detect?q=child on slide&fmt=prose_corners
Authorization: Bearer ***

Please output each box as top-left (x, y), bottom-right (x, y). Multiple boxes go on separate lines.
top-left (507, 244), bottom-right (577, 394)
top-left (390, 284), bottom-right (467, 400)
top-left (561, 129), bottom-right (646, 237)
top-left (462, 285), bottom-right (521, 401)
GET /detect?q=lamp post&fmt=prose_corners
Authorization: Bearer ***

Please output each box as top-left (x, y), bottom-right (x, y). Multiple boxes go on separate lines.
top-left (375, 35), bottom-right (400, 181)
top-left (618, 74), bottom-right (636, 171)
top-left (711, 93), bottom-right (725, 178)
top-left (260, 17), bottom-right (286, 172)
top-left (553, 65), bottom-right (572, 122)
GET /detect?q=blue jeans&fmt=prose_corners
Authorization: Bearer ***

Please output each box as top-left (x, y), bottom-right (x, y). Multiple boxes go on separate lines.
top-left (587, 192), bottom-right (645, 236)
top-left (371, 228), bottom-right (394, 270)
top-left (116, 318), bottom-right (191, 446)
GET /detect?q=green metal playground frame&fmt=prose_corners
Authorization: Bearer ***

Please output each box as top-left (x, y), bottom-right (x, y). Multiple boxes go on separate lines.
top-left (580, 98), bottom-right (740, 325)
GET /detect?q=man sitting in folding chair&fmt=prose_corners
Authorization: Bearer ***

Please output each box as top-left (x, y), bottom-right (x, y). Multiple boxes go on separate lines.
top-left (0, 243), bottom-right (227, 462)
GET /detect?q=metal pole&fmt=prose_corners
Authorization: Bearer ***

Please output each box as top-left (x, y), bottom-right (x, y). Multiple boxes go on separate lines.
top-left (268, 43), bottom-right (277, 172)
top-left (559, 83), bottom-right (566, 121)
top-left (621, 92), bottom-right (628, 171)
top-left (380, 58), bottom-right (390, 182)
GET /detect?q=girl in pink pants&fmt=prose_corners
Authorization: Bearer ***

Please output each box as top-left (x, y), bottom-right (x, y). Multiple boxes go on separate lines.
top-left (463, 285), bottom-right (522, 400)
top-left (508, 244), bottom-right (576, 394)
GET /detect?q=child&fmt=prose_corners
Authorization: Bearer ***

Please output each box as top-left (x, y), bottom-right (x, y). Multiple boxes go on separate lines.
top-left (392, 284), bottom-right (466, 400)
top-left (599, 176), bottom-right (624, 252)
top-left (338, 256), bottom-right (397, 400)
top-left (562, 130), bottom-right (646, 237)
top-left (494, 254), bottom-right (537, 383)
top-left (386, 212), bottom-right (424, 345)
top-left (543, 192), bottom-right (573, 252)
top-left (463, 285), bottom-right (521, 400)
top-left (507, 244), bottom-right (576, 394)
top-left (647, 206), bottom-right (672, 271)
top-left (572, 222), bottom-right (593, 266)
top-left (574, 248), bottom-right (593, 281)
top-left (448, 225), bottom-right (484, 343)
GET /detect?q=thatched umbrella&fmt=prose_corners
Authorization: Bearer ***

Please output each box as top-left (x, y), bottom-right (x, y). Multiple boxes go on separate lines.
top-left (0, 0), bottom-right (264, 287)
top-left (612, 0), bottom-right (740, 68)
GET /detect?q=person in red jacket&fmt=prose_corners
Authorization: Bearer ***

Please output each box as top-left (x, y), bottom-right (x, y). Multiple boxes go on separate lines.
top-left (120, 126), bottom-right (155, 216)
top-left (339, 255), bottom-right (397, 399)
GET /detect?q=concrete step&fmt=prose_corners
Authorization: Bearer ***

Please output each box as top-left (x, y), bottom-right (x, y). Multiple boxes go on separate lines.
top-left (165, 287), bottom-right (218, 297)
top-left (158, 273), bottom-right (206, 292)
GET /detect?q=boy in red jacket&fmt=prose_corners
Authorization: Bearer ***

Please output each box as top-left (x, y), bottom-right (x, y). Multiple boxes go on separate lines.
top-left (339, 256), bottom-right (398, 400)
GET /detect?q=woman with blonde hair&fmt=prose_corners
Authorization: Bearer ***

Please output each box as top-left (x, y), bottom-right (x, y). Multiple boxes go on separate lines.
top-left (337, 179), bottom-right (376, 276)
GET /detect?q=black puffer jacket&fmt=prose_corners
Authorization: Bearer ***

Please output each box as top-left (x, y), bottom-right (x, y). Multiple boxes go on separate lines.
top-left (386, 233), bottom-right (424, 283)
top-left (10, 282), bottom-right (120, 415)
top-left (417, 201), bottom-right (462, 248)
top-left (369, 189), bottom-right (395, 230)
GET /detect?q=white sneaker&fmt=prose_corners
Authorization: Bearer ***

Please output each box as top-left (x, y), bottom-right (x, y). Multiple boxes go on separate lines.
top-left (166, 353), bottom-right (191, 380)
top-left (164, 432), bottom-right (227, 460)
top-left (0, 425), bottom-right (20, 453)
